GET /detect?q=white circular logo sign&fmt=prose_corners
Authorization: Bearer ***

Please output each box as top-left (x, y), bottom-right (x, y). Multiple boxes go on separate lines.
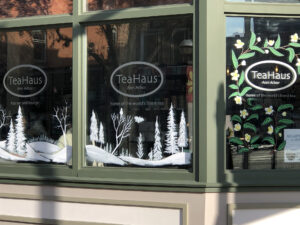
top-left (245, 60), bottom-right (297, 92)
top-left (3, 64), bottom-right (48, 98)
top-left (110, 61), bottom-right (164, 98)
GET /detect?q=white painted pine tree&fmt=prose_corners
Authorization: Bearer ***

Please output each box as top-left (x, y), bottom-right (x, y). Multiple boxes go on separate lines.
top-left (90, 110), bottom-right (98, 146)
top-left (15, 106), bottom-right (26, 156)
top-left (152, 116), bottom-right (163, 160)
top-left (98, 122), bottom-right (105, 147)
top-left (137, 132), bottom-right (144, 159)
top-left (148, 148), bottom-right (154, 161)
top-left (178, 110), bottom-right (188, 152)
top-left (6, 119), bottom-right (16, 153)
top-left (165, 103), bottom-right (179, 154)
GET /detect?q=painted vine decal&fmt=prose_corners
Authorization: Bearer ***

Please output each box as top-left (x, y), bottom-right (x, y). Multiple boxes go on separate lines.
top-left (228, 32), bottom-right (297, 154)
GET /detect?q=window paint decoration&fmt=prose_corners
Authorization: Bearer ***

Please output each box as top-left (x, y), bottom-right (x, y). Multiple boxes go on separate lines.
top-left (85, 105), bottom-right (191, 167)
top-left (226, 31), bottom-right (300, 169)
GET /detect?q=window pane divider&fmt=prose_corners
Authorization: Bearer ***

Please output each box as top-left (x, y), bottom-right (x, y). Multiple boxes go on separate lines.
top-left (76, 4), bottom-right (194, 23)
top-left (0, 14), bottom-right (73, 29)
top-left (224, 2), bottom-right (300, 15)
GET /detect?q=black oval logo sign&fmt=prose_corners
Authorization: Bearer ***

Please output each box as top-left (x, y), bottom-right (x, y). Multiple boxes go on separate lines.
top-left (3, 64), bottom-right (47, 98)
top-left (245, 60), bottom-right (297, 92)
top-left (110, 61), bottom-right (164, 98)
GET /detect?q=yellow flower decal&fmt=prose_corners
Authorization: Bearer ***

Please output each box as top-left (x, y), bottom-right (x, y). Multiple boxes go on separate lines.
top-left (265, 106), bottom-right (274, 115)
top-left (230, 70), bottom-right (239, 81)
top-left (234, 123), bottom-right (241, 132)
top-left (245, 133), bottom-right (251, 143)
top-left (234, 39), bottom-right (245, 49)
top-left (268, 40), bottom-right (275, 46)
top-left (234, 96), bottom-right (242, 105)
top-left (291, 33), bottom-right (299, 43)
top-left (282, 111), bottom-right (287, 117)
top-left (279, 133), bottom-right (282, 137)
top-left (296, 58), bottom-right (300, 67)
top-left (267, 125), bottom-right (274, 135)
top-left (240, 109), bottom-right (249, 119)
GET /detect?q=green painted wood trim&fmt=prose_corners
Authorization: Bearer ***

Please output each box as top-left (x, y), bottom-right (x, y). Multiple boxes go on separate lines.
top-left (0, 14), bottom-right (73, 29)
top-left (76, 4), bottom-right (193, 23)
top-left (224, 2), bottom-right (300, 15)
top-left (0, 193), bottom-right (187, 225)
top-left (0, 216), bottom-right (120, 225)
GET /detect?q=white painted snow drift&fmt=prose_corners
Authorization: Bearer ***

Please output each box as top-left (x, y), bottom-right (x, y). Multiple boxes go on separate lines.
top-left (40, 146), bottom-right (72, 163)
top-left (0, 141), bottom-right (49, 162)
top-left (120, 152), bottom-right (191, 167)
top-left (86, 145), bottom-right (125, 166)
top-left (29, 142), bottom-right (60, 154)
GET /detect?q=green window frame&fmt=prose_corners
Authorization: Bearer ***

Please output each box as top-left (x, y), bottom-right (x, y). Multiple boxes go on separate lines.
top-left (0, 0), bottom-right (207, 191)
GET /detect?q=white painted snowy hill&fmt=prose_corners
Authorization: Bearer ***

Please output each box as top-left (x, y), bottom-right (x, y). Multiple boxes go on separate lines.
top-left (40, 146), bottom-right (72, 163)
top-left (29, 142), bottom-right (60, 154)
top-left (0, 141), bottom-right (50, 162)
top-left (120, 152), bottom-right (191, 167)
top-left (86, 145), bottom-right (126, 166)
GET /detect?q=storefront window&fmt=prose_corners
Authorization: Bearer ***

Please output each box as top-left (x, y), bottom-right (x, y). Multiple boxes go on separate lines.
top-left (0, 0), bottom-right (72, 19)
top-left (86, 16), bottom-right (193, 168)
top-left (0, 27), bottom-right (72, 164)
top-left (226, 17), bottom-right (300, 170)
top-left (88, 0), bottom-right (192, 11)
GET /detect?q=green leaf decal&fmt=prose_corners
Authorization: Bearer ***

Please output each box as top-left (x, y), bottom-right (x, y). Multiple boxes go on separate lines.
top-left (246, 114), bottom-right (259, 121)
top-left (268, 47), bottom-right (284, 57)
top-left (238, 147), bottom-right (249, 153)
top-left (238, 52), bottom-right (255, 60)
top-left (286, 47), bottom-right (295, 63)
top-left (262, 136), bottom-right (275, 145)
top-left (278, 104), bottom-right (294, 112)
top-left (264, 38), bottom-right (268, 48)
top-left (251, 144), bottom-right (260, 149)
top-left (240, 87), bottom-right (252, 96)
top-left (243, 122), bottom-right (257, 133)
top-left (250, 135), bottom-right (260, 144)
top-left (298, 66), bottom-right (300, 75)
top-left (250, 46), bottom-right (265, 54)
top-left (289, 42), bottom-right (300, 47)
top-left (232, 50), bottom-right (238, 69)
top-left (228, 91), bottom-right (240, 99)
top-left (261, 117), bottom-right (273, 126)
top-left (229, 84), bottom-right (239, 90)
top-left (249, 32), bottom-right (256, 48)
top-left (277, 141), bottom-right (286, 151)
top-left (251, 104), bottom-right (263, 111)
top-left (275, 125), bottom-right (287, 134)
top-left (229, 137), bottom-right (243, 145)
top-left (231, 115), bottom-right (242, 123)
top-left (238, 71), bottom-right (245, 87)
top-left (278, 119), bottom-right (294, 125)
top-left (274, 34), bottom-right (281, 49)
top-left (247, 98), bottom-right (257, 106)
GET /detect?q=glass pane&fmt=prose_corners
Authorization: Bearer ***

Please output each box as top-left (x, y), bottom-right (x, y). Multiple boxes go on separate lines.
top-left (0, 0), bottom-right (72, 19)
top-left (88, 0), bottom-right (192, 11)
top-left (0, 27), bottom-right (72, 164)
top-left (86, 16), bottom-right (193, 169)
top-left (227, 0), bottom-right (300, 2)
top-left (226, 17), bottom-right (300, 170)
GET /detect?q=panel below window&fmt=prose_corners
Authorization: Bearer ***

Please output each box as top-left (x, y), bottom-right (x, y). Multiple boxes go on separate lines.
top-left (226, 17), bottom-right (300, 170)
top-left (86, 16), bottom-right (193, 169)
top-left (0, 27), bottom-right (72, 164)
